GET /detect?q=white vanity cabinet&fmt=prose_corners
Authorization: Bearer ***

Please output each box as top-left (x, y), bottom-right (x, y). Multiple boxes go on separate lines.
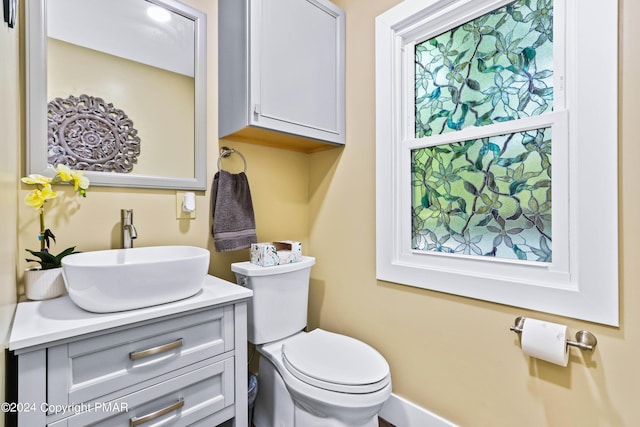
top-left (9, 277), bottom-right (252, 427)
top-left (219, 0), bottom-right (345, 152)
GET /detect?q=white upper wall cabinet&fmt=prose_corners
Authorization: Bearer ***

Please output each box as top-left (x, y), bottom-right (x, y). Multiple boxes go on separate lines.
top-left (219, 0), bottom-right (345, 153)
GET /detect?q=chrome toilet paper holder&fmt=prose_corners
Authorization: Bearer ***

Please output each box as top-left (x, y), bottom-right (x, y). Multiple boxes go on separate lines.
top-left (509, 316), bottom-right (598, 351)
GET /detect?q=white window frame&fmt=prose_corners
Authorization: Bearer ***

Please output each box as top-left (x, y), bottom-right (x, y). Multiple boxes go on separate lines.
top-left (375, 0), bottom-right (619, 325)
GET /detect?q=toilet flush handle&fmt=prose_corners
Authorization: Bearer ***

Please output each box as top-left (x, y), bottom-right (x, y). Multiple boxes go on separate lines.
top-left (237, 276), bottom-right (248, 286)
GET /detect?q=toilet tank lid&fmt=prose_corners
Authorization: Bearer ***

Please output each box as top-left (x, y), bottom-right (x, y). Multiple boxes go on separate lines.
top-left (231, 256), bottom-right (316, 276)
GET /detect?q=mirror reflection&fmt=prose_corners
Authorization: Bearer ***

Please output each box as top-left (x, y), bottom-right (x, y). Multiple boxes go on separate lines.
top-left (27, 0), bottom-right (207, 189)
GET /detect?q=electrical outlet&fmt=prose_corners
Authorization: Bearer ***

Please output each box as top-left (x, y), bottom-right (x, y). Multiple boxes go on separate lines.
top-left (176, 191), bottom-right (196, 219)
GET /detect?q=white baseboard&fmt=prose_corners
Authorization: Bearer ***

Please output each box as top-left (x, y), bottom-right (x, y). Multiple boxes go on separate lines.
top-left (379, 393), bottom-right (458, 427)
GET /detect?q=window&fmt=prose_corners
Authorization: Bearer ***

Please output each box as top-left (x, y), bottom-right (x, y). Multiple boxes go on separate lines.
top-left (376, 0), bottom-right (618, 325)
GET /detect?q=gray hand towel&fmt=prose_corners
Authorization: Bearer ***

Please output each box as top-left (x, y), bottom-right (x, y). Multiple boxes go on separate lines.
top-left (211, 170), bottom-right (258, 252)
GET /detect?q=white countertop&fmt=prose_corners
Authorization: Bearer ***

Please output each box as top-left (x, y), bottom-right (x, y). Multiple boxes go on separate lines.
top-left (9, 275), bottom-right (252, 352)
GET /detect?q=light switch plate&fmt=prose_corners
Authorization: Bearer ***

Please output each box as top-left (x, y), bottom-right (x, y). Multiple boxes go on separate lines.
top-left (176, 191), bottom-right (196, 219)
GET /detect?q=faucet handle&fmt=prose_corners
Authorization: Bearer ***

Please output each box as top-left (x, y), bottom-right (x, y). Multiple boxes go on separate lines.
top-left (120, 209), bottom-right (137, 248)
top-left (121, 209), bottom-right (134, 221)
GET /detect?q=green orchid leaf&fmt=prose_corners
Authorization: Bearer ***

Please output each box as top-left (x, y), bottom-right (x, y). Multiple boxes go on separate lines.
top-left (25, 246), bottom-right (78, 270)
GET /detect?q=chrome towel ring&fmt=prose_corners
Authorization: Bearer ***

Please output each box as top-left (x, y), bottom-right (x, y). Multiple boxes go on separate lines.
top-left (218, 146), bottom-right (247, 173)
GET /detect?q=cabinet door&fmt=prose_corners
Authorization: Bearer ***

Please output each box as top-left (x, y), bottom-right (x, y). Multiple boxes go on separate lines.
top-left (48, 359), bottom-right (235, 427)
top-left (250, 0), bottom-right (345, 144)
top-left (48, 306), bottom-right (234, 409)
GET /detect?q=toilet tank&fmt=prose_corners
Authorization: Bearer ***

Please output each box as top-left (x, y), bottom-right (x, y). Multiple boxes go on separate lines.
top-left (231, 256), bottom-right (316, 345)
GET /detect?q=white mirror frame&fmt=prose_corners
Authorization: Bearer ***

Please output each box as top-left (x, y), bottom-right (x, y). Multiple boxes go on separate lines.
top-left (26, 0), bottom-right (207, 190)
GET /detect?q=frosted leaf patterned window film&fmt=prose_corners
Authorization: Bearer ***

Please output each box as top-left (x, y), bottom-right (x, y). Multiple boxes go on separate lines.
top-left (415, 0), bottom-right (553, 137)
top-left (411, 0), bottom-right (554, 262)
top-left (411, 127), bottom-right (552, 262)
top-left (376, 0), bottom-right (618, 325)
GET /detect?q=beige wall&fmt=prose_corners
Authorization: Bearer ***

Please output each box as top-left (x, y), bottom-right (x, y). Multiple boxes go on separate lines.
top-left (0, 9), bottom-right (21, 418)
top-left (7, 0), bottom-right (640, 426)
top-left (308, 0), bottom-right (640, 426)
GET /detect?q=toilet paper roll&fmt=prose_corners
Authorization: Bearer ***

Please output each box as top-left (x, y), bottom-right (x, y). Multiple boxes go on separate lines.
top-left (521, 318), bottom-right (569, 366)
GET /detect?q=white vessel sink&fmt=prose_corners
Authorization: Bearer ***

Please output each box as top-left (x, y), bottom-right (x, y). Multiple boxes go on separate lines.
top-left (61, 246), bottom-right (210, 313)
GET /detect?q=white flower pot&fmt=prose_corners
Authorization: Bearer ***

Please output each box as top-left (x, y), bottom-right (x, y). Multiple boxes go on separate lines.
top-left (23, 267), bottom-right (66, 300)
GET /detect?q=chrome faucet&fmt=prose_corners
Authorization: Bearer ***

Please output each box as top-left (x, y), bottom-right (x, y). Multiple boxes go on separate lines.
top-left (121, 209), bottom-right (138, 248)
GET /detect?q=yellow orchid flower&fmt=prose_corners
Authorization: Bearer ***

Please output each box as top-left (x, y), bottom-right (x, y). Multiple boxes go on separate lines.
top-left (70, 170), bottom-right (90, 194)
top-left (24, 186), bottom-right (58, 209)
top-left (21, 174), bottom-right (52, 186)
top-left (22, 165), bottom-right (90, 254)
top-left (54, 164), bottom-right (74, 182)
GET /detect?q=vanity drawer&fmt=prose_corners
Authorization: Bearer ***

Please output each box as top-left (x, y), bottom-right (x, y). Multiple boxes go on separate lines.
top-left (48, 306), bottom-right (234, 408)
top-left (48, 358), bottom-right (235, 427)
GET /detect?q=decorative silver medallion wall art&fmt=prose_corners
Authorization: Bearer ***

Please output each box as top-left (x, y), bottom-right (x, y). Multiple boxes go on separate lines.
top-left (47, 94), bottom-right (141, 173)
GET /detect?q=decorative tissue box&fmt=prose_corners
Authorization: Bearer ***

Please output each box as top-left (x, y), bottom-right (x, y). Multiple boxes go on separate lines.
top-left (250, 240), bottom-right (302, 266)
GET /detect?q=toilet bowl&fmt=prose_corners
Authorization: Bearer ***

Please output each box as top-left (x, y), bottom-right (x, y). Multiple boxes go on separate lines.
top-left (231, 256), bottom-right (392, 427)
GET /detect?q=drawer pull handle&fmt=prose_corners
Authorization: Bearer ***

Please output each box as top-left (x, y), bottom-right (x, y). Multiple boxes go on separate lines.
top-left (129, 398), bottom-right (185, 426)
top-left (129, 338), bottom-right (183, 361)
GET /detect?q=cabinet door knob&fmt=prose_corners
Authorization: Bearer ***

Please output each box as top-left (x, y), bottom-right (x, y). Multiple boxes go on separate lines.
top-left (129, 398), bottom-right (185, 426)
top-left (129, 338), bottom-right (183, 361)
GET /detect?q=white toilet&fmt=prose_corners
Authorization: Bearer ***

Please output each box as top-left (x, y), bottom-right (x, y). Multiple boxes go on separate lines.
top-left (231, 256), bottom-right (392, 427)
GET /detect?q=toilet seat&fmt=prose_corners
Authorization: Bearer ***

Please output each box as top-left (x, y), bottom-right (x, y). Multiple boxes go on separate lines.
top-left (281, 329), bottom-right (390, 394)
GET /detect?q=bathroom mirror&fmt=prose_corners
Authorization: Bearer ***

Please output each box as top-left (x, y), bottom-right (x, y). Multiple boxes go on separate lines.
top-left (26, 0), bottom-right (207, 190)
